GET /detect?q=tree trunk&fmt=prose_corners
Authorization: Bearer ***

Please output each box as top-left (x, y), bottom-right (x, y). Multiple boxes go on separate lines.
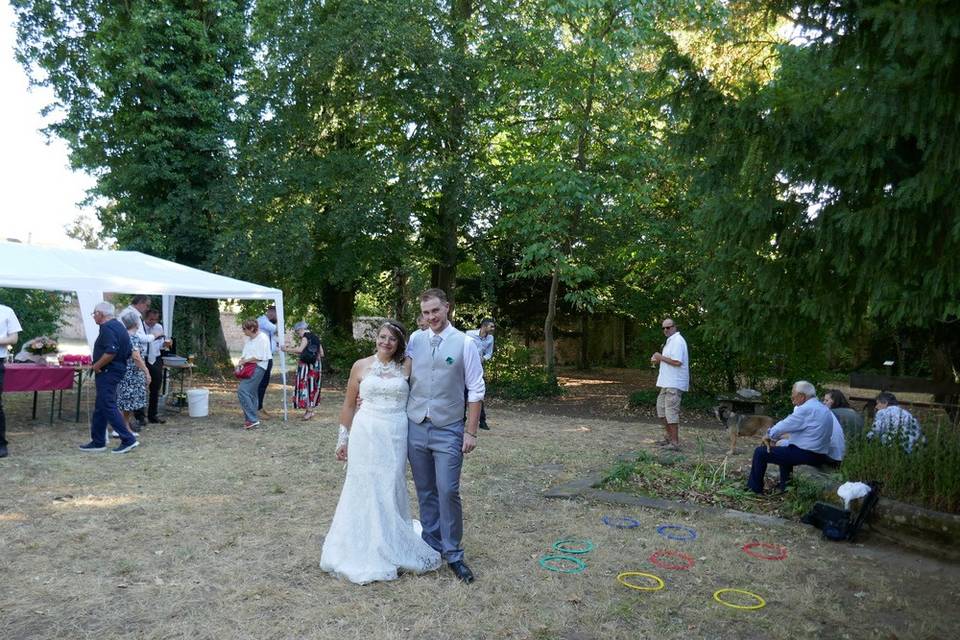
top-left (428, 0), bottom-right (474, 310)
top-left (616, 316), bottom-right (626, 367)
top-left (544, 268), bottom-right (560, 382)
top-left (578, 314), bottom-right (589, 370)
top-left (431, 262), bottom-right (457, 306)
top-left (391, 268), bottom-right (409, 323)
top-left (173, 298), bottom-right (231, 371)
top-left (321, 284), bottom-right (356, 337)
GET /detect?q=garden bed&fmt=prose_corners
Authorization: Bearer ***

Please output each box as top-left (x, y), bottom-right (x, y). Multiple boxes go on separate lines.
top-left (600, 449), bottom-right (827, 520)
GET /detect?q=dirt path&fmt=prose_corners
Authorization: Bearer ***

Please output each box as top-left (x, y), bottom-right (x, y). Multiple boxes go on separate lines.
top-left (491, 367), bottom-right (717, 429)
top-left (1, 377), bottom-right (958, 639)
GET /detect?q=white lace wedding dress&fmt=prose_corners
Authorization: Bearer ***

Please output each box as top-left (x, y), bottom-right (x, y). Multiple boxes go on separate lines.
top-left (319, 360), bottom-right (442, 584)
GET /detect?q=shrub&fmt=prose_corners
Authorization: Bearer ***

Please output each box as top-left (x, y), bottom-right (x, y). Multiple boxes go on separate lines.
top-left (841, 420), bottom-right (960, 513)
top-left (683, 326), bottom-right (831, 397)
top-left (628, 389), bottom-right (716, 413)
top-left (322, 334), bottom-right (375, 374)
top-left (0, 288), bottom-right (65, 353)
top-left (485, 339), bottom-right (563, 400)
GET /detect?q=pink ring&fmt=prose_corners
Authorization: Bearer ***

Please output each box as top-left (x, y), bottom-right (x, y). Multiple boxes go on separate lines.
top-left (741, 542), bottom-right (788, 561)
top-left (648, 549), bottom-right (695, 570)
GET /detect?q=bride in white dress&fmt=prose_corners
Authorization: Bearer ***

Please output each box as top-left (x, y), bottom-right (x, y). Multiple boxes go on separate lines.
top-left (320, 321), bottom-right (442, 583)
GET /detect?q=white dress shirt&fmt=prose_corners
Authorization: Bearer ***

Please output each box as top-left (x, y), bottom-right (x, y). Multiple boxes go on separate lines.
top-left (121, 305), bottom-right (150, 343)
top-left (144, 322), bottom-right (165, 364)
top-left (466, 329), bottom-right (495, 361)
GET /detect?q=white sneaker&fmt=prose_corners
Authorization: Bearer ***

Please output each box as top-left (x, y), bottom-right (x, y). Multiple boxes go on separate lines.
top-left (111, 430), bottom-right (139, 438)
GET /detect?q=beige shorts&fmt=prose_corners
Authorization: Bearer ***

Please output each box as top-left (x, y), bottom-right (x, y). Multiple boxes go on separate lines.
top-left (656, 387), bottom-right (683, 423)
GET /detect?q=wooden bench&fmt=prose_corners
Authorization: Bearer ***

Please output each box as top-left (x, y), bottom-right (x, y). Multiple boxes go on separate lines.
top-left (848, 373), bottom-right (960, 422)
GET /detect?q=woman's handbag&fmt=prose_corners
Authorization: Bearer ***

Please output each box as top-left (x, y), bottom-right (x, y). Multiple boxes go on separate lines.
top-left (235, 362), bottom-right (257, 379)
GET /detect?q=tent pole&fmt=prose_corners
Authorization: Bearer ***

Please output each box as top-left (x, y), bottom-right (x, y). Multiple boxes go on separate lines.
top-left (275, 295), bottom-right (288, 421)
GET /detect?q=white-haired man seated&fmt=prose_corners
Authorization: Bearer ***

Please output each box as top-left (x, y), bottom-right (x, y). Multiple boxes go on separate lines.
top-left (746, 380), bottom-right (836, 494)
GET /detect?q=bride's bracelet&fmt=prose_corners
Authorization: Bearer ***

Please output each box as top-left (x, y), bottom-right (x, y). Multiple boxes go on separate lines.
top-left (336, 424), bottom-right (350, 449)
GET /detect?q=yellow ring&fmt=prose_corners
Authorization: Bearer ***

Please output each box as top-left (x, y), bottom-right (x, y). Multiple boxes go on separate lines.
top-left (713, 588), bottom-right (766, 610)
top-left (616, 571), bottom-right (665, 592)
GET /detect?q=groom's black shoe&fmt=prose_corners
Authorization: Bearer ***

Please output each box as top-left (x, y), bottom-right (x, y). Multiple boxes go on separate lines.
top-left (448, 560), bottom-right (475, 584)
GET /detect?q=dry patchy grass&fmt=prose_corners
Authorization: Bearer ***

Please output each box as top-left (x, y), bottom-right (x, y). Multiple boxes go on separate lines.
top-left (1, 383), bottom-right (959, 639)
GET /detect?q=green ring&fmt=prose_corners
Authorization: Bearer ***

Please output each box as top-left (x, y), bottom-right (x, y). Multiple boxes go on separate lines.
top-left (539, 554), bottom-right (587, 574)
top-left (552, 538), bottom-right (595, 555)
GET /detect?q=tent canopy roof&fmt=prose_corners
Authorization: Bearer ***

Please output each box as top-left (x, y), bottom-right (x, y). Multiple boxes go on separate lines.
top-left (0, 242), bottom-right (279, 299)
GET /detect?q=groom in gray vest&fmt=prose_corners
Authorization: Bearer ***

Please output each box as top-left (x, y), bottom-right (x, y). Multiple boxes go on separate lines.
top-left (407, 288), bottom-right (485, 583)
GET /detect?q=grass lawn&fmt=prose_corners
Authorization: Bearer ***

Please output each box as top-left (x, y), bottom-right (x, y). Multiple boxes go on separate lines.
top-left (2, 375), bottom-right (959, 639)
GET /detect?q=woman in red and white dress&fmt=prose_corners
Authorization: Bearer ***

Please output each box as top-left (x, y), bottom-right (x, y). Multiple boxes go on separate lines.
top-left (283, 321), bottom-right (323, 420)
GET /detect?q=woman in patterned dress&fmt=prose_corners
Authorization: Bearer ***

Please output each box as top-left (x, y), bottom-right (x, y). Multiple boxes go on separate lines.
top-left (283, 321), bottom-right (323, 420)
top-left (116, 311), bottom-right (151, 434)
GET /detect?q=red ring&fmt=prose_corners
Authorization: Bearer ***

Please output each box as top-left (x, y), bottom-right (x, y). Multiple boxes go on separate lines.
top-left (648, 549), bottom-right (695, 570)
top-left (741, 542), bottom-right (788, 560)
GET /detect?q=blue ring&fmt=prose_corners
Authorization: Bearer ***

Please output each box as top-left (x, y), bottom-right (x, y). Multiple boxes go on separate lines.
top-left (602, 515), bottom-right (640, 529)
top-left (656, 524), bottom-right (698, 541)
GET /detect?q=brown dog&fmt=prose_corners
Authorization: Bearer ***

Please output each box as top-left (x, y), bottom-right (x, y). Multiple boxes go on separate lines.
top-left (714, 406), bottom-right (776, 455)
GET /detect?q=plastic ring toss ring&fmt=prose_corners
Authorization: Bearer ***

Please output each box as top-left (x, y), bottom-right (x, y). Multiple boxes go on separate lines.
top-left (741, 541), bottom-right (788, 561)
top-left (713, 588), bottom-right (766, 610)
top-left (539, 554), bottom-right (587, 574)
top-left (617, 571), bottom-right (665, 592)
top-left (602, 515), bottom-right (640, 529)
top-left (656, 524), bottom-right (698, 541)
top-left (552, 538), bottom-right (595, 554)
top-left (648, 549), bottom-right (695, 571)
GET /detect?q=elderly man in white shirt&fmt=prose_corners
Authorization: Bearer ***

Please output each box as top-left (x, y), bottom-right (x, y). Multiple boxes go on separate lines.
top-left (650, 318), bottom-right (689, 449)
top-left (466, 317), bottom-right (495, 430)
top-left (747, 381), bottom-right (835, 494)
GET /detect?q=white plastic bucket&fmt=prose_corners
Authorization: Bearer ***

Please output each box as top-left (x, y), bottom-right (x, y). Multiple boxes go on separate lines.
top-left (186, 388), bottom-right (210, 417)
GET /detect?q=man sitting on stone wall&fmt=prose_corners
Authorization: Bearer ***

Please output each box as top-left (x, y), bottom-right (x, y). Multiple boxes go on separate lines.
top-left (747, 380), bottom-right (834, 495)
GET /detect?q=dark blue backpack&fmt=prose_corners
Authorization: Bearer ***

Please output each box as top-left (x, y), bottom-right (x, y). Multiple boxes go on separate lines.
top-left (300, 332), bottom-right (321, 365)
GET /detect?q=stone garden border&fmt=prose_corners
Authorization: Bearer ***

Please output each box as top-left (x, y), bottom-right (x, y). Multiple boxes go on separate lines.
top-left (546, 464), bottom-right (960, 561)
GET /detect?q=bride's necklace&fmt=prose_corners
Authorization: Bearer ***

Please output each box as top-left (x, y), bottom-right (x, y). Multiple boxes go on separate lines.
top-left (370, 357), bottom-right (398, 376)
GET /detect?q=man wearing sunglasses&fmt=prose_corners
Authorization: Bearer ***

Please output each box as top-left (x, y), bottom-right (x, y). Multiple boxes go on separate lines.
top-left (650, 318), bottom-right (689, 450)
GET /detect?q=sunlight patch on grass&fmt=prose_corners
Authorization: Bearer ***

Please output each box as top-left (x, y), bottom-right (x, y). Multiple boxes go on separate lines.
top-left (52, 494), bottom-right (139, 509)
top-left (559, 377), bottom-right (619, 387)
top-left (0, 512), bottom-right (28, 522)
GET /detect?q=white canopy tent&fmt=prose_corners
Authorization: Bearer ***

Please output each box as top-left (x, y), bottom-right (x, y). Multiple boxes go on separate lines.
top-left (0, 241), bottom-right (288, 417)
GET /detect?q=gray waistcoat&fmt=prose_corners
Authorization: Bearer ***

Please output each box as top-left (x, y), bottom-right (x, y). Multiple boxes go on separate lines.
top-left (407, 328), bottom-right (466, 427)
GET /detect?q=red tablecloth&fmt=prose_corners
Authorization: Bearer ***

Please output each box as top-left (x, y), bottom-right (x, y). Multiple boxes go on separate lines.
top-left (3, 363), bottom-right (77, 392)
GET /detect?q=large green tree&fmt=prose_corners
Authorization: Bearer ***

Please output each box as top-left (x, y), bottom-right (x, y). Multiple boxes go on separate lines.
top-left (13, 0), bottom-right (248, 365)
top-left (233, 0), bottom-right (517, 331)
top-left (489, 0), bottom-right (706, 378)
top-left (667, 0), bottom-right (960, 394)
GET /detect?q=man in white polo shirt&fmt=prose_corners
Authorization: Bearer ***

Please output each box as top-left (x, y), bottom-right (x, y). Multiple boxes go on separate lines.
top-left (650, 317), bottom-right (689, 450)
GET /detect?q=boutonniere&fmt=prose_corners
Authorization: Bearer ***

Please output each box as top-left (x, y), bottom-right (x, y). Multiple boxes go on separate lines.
top-left (445, 356), bottom-right (455, 365)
